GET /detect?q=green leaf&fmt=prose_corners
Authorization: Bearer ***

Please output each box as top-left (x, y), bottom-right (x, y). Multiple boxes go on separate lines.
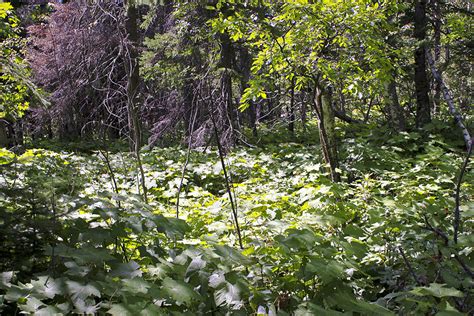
top-left (0, 148), bottom-right (15, 165)
top-left (435, 301), bottom-right (465, 315)
top-left (109, 261), bottom-right (142, 278)
top-left (214, 282), bottom-right (242, 308)
top-left (108, 304), bottom-right (133, 316)
top-left (295, 302), bottom-right (344, 315)
top-left (186, 255), bottom-right (206, 275)
top-left (147, 264), bottom-right (171, 279)
top-left (214, 245), bottom-right (251, 265)
top-left (19, 296), bottom-right (46, 313)
top-left (411, 283), bottom-right (464, 298)
top-left (154, 215), bottom-right (190, 238)
top-left (0, 271), bottom-right (14, 289)
top-left (305, 258), bottom-right (344, 284)
top-left (65, 280), bottom-right (101, 300)
top-left (30, 277), bottom-right (64, 299)
top-left (51, 244), bottom-right (115, 264)
top-left (4, 284), bottom-right (30, 302)
top-left (34, 305), bottom-right (63, 316)
top-left (326, 292), bottom-right (394, 315)
top-left (161, 277), bottom-right (199, 305)
top-left (122, 278), bottom-right (151, 294)
top-left (209, 271), bottom-right (226, 288)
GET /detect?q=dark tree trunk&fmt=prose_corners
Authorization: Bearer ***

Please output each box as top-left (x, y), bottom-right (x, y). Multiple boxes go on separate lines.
top-left (124, 0), bottom-right (147, 202)
top-left (432, 0), bottom-right (442, 115)
top-left (13, 120), bottom-right (24, 146)
top-left (0, 119), bottom-right (13, 148)
top-left (247, 103), bottom-right (258, 138)
top-left (0, 118), bottom-right (23, 148)
top-left (414, 0), bottom-right (432, 127)
top-left (219, 32), bottom-right (237, 146)
top-left (60, 109), bottom-right (79, 141)
top-left (124, 1), bottom-right (141, 150)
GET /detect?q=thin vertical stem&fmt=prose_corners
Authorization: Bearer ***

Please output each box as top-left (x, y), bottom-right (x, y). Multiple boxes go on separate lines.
top-left (210, 111), bottom-right (243, 250)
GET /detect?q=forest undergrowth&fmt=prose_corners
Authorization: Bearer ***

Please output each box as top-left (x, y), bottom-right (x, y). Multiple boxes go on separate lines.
top-left (0, 124), bottom-right (472, 315)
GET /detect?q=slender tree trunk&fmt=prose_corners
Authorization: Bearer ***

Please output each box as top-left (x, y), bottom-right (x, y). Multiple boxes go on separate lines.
top-left (432, 0), bottom-right (442, 115)
top-left (383, 26), bottom-right (406, 131)
top-left (0, 120), bottom-right (11, 148)
top-left (427, 50), bottom-right (473, 247)
top-left (384, 73), bottom-right (406, 131)
top-left (313, 83), bottom-right (340, 182)
top-left (13, 120), bottom-right (23, 146)
top-left (183, 79), bottom-right (194, 136)
top-left (124, 0), bottom-right (141, 149)
top-left (288, 80), bottom-right (295, 135)
top-left (247, 104), bottom-right (258, 137)
top-left (219, 32), bottom-right (237, 146)
top-left (273, 88), bottom-right (282, 122)
top-left (301, 92), bottom-right (307, 131)
top-left (426, 51), bottom-right (472, 151)
top-left (414, 0), bottom-right (431, 127)
top-left (239, 47), bottom-right (258, 137)
top-left (46, 115), bottom-right (53, 139)
top-left (181, 35), bottom-right (200, 138)
top-left (124, 0), bottom-right (147, 203)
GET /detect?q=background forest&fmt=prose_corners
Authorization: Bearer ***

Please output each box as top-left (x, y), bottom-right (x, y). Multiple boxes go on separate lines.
top-left (0, 0), bottom-right (473, 314)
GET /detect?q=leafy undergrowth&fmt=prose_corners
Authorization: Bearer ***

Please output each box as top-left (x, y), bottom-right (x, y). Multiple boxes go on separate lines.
top-left (0, 129), bottom-right (472, 315)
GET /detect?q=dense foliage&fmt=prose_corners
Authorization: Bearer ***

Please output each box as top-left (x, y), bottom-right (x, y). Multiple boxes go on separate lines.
top-left (1, 125), bottom-right (473, 314)
top-left (0, 0), bottom-right (472, 315)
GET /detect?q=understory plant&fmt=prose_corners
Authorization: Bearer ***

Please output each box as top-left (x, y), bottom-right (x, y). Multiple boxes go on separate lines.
top-left (0, 126), bottom-right (472, 315)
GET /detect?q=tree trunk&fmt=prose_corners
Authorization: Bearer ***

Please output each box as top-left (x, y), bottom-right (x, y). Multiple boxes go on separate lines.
top-left (13, 120), bottom-right (23, 146)
top-left (125, 0), bottom-right (141, 150)
top-left (183, 78), bottom-right (194, 136)
top-left (300, 92), bottom-right (307, 131)
top-left (239, 47), bottom-right (258, 137)
top-left (219, 32), bottom-right (237, 146)
top-left (432, 0), bottom-right (442, 115)
top-left (426, 50), bottom-right (472, 151)
top-left (288, 80), bottom-right (295, 135)
top-left (0, 119), bottom-right (12, 148)
top-left (124, 0), bottom-right (147, 202)
top-left (414, 0), bottom-right (431, 128)
top-left (384, 74), bottom-right (406, 131)
top-left (312, 84), bottom-right (340, 182)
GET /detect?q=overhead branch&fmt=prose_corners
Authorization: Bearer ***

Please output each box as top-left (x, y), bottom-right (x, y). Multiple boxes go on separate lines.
top-left (333, 109), bottom-right (364, 124)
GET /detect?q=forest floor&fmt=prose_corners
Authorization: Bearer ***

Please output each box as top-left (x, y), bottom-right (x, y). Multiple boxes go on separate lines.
top-left (1, 125), bottom-right (473, 314)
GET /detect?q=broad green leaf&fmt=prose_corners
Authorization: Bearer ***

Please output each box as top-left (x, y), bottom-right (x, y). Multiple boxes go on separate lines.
top-left (0, 271), bottom-right (13, 289)
top-left (0, 148), bottom-right (15, 165)
top-left (411, 283), bottom-right (464, 298)
top-left (109, 261), bottom-right (142, 278)
top-left (161, 277), bottom-right (199, 305)
top-left (214, 245), bottom-right (251, 265)
top-left (295, 302), bottom-right (344, 315)
top-left (214, 282), bottom-right (242, 308)
top-left (65, 280), bottom-right (101, 300)
top-left (19, 296), bottom-right (45, 313)
top-left (122, 278), bottom-right (151, 294)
